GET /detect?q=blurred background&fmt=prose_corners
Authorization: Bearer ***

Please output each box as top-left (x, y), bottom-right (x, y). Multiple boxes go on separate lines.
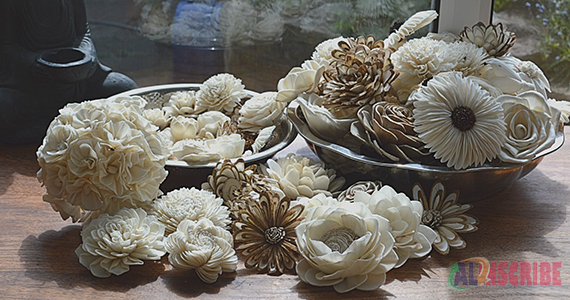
top-left (85, 0), bottom-right (570, 99)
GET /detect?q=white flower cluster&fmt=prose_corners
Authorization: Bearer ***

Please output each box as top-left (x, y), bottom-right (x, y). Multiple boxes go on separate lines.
top-left (36, 96), bottom-right (169, 221)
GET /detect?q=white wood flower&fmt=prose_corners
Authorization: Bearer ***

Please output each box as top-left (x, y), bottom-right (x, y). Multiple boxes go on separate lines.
top-left (170, 115), bottom-right (199, 142)
top-left (75, 208), bottom-right (166, 278)
top-left (196, 111), bottom-right (231, 139)
top-left (497, 91), bottom-right (558, 164)
top-left (275, 62), bottom-right (323, 103)
top-left (163, 90), bottom-right (204, 117)
top-left (171, 134), bottom-right (245, 164)
top-left (143, 108), bottom-right (171, 130)
top-left (290, 193), bottom-right (340, 218)
top-left (385, 10), bottom-right (438, 50)
top-left (165, 219), bottom-right (237, 283)
top-left (392, 38), bottom-right (454, 85)
top-left (151, 187), bottom-right (230, 236)
top-left (295, 202), bottom-right (398, 293)
top-left (195, 73), bottom-right (247, 113)
top-left (238, 92), bottom-right (286, 132)
top-left (352, 185), bottom-right (437, 268)
top-left (295, 94), bottom-right (356, 143)
top-left (311, 36), bottom-right (347, 67)
top-left (250, 125), bottom-right (276, 154)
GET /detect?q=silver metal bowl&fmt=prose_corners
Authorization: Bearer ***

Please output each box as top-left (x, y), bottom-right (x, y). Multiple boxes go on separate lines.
top-left (287, 100), bottom-right (565, 203)
top-left (114, 83), bottom-right (297, 190)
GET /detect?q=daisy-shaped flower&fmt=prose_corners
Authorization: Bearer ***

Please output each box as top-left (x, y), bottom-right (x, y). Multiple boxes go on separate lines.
top-left (411, 71), bottom-right (507, 169)
top-left (233, 190), bottom-right (304, 275)
top-left (412, 181), bottom-right (478, 255)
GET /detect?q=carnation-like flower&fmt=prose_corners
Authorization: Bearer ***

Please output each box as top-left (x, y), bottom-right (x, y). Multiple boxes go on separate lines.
top-left (260, 154), bottom-right (345, 200)
top-left (352, 185), bottom-right (437, 267)
top-left (446, 41), bottom-right (489, 77)
top-left (351, 101), bottom-right (431, 163)
top-left (75, 208), bottom-right (166, 278)
top-left (460, 22), bottom-right (516, 57)
top-left (392, 38), bottom-right (453, 85)
top-left (497, 91), bottom-right (557, 164)
top-left (311, 36), bottom-right (347, 67)
top-left (411, 72), bottom-right (506, 169)
top-left (165, 218), bottom-right (238, 283)
top-left (337, 180), bottom-right (383, 202)
top-left (195, 73), bottom-right (247, 114)
top-left (233, 190), bottom-right (304, 275)
top-left (37, 97), bottom-right (169, 221)
top-left (162, 90), bottom-right (204, 117)
top-left (143, 108), bottom-right (171, 130)
top-left (412, 181), bottom-right (478, 255)
top-left (150, 187), bottom-right (230, 236)
top-left (295, 201), bottom-right (398, 293)
top-left (238, 92), bottom-right (286, 132)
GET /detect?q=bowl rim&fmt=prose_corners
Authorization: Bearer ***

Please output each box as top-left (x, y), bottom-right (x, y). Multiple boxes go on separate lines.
top-left (287, 99), bottom-right (565, 175)
top-left (113, 83), bottom-right (297, 169)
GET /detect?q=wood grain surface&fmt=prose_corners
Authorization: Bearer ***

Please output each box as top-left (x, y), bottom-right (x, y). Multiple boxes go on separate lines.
top-left (1, 130), bottom-right (569, 299)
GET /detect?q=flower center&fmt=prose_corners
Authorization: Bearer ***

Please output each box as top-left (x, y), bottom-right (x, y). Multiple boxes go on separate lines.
top-left (320, 227), bottom-right (360, 253)
top-left (264, 226), bottom-right (285, 245)
top-left (451, 106), bottom-right (476, 131)
top-left (422, 209), bottom-right (443, 228)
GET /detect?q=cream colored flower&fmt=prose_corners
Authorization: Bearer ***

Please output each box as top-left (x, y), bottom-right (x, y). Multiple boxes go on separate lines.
top-left (165, 218), bottom-right (237, 283)
top-left (412, 72), bottom-right (506, 169)
top-left (204, 134), bottom-right (245, 159)
top-left (151, 187), bottom-right (230, 236)
top-left (385, 10), bottom-right (438, 50)
top-left (311, 36), bottom-right (347, 67)
top-left (295, 94), bottom-right (356, 143)
top-left (260, 153), bottom-right (345, 200)
top-left (392, 38), bottom-right (453, 85)
top-left (170, 115), bottom-right (199, 141)
top-left (275, 63), bottom-right (323, 103)
top-left (352, 185), bottom-right (437, 268)
top-left (547, 98), bottom-right (570, 125)
top-left (460, 22), bottom-right (516, 57)
top-left (171, 139), bottom-right (222, 164)
top-left (291, 193), bottom-right (340, 218)
top-left (250, 125), bottom-right (275, 154)
top-left (196, 73), bottom-right (247, 113)
top-left (143, 108), bottom-right (171, 130)
top-left (478, 56), bottom-right (550, 97)
top-left (337, 180), bottom-right (383, 202)
top-left (196, 111), bottom-right (231, 139)
top-left (238, 92), bottom-right (286, 132)
top-left (75, 208), bottom-right (166, 278)
top-left (412, 182), bottom-right (478, 255)
top-left (295, 201), bottom-right (398, 293)
top-left (447, 41), bottom-right (488, 77)
top-left (497, 91), bottom-right (557, 164)
top-left (162, 90), bottom-right (204, 117)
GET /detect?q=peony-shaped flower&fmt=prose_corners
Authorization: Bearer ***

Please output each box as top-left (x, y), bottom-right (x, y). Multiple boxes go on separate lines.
top-left (165, 218), bottom-right (238, 283)
top-left (460, 22), bottom-right (516, 57)
top-left (238, 92), bottom-right (286, 132)
top-left (295, 201), bottom-right (398, 293)
top-left (351, 101), bottom-right (431, 163)
top-left (195, 73), bottom-right (247, 114)
top-left (352, 185), bottom-right (437, 267)
top-left (75, 208), bottom-right (166, 278)
top-left (392, 37), bottom-right (453, 85)
top-left (150, 187), bottom-right (230, 236)
top-left (163, 90), bottom-right (204, 117)
top-left (260, 153), bottom-right (345, 200)
top-left (411, 72), bottom-right (506, 169)
top-left (497, 91), bottom-right (558, 164)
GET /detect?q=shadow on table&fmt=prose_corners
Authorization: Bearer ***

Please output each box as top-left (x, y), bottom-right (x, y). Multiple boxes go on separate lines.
top-left (160, 268), bottom-right (236, 298)
top-left (291, 281), bottom-right (395, 299)
top-left (18, 225), bottom-right (164, 292)
top-left (0, 144), bottom-right (40, 197)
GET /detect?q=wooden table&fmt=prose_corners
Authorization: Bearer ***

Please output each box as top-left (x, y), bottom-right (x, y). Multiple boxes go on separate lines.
top-left (1, 129), bottom-right (569, 299)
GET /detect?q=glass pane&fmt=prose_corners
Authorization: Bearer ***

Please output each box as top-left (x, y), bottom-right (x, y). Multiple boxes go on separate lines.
top-left (86, 0), bottom-right (431, 92)
top-left (494, 0), bottom-right (570, 100)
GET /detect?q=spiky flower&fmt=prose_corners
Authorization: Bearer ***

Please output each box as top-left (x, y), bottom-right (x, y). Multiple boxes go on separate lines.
top-left (460, 22), bottom-right (516, 57)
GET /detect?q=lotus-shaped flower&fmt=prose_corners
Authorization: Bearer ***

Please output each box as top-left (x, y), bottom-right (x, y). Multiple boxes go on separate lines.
top-left (295, 94), bottom-right (355, 143)
top-left (143, 108), bottom-right (171, 130)
top-left (460, 22), bottom-right (516, 57)
top-left (337, 180), bottom-right (383, 202)
top-left (170, 116), bottom-right (199, 141)
top-left (163, 90), bottom-right (204, 117)
top-left (295, 201), bottom-right (398, 293)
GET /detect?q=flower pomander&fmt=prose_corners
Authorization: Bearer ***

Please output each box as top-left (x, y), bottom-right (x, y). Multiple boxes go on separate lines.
top-left (412, 181), bottom-right (478, 255)
top-left (352, 185), bottom-right (437, 268)
top-left (195, 73), bottom-right (247, 114)
top-left (259, 153), bottom-right (345, 200)
top-left (460, 22), bottom-right (516, 57)
top-left (233, 189), bottom-right (304, 275)
top-left (295, 201), bottom-right (398, 293)
top-left (165, 218), bottom-right (238, 283)
top-left (75, 207), bottom-right (166, 278)
top-left (150, 187), bottom-right (231, 236)
top-left (411, 72), bottom-right (507, 169)
top-left (36, 96), bottom-right (169, 222)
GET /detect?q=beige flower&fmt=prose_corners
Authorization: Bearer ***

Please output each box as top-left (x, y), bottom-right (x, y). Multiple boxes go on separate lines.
top-left (337, 180), bottom-right (383, 202)
top-left (412, 72), bottom-right (506, 169)
top-left (238, 92), bottom-right (286, 132)
top-left (460, 22), bottom-right (516, 57)
top-left (171, 138), bottom-right (221, 164)
top-left (295, 94), bottom-right (356, 143)
top-left (412, 181), bottom-right (478, 255)
top-left (447, 41), bottom-right (489, 77)
top-left (295, 201), bottom-right (398, 293)
top-left (162, 90), bottom-right (204, 117)
top-left (385, 10), bottom-right (438, 50)
top-left (165, 218), bottom-right (237, 283)
top-left (392, 38), bottom-right (453, 85)
top-left (250, 125), bottom-right (276, 154)
top-left (170, 116), bottom-right (199, 141)
top-left (276, 63), bottom-right (323, 103)
top-left (196, 73), bottom-right (247, 113)
top-left (196, 111), bottom-right (231, 139)
top-left (311, 36), bottom-right (347, 67)
top-left (547, 98), bottom-right (570, 125)
top-left (205, 158), bottom-right (254, 205)
top-left (478, 56), bottom-right (551, 97)
top-left (291, 193), bottom-right (340, 219)
top-left (233, 190), bottom-right (304, 275)
top-left (75, 208), bottom-right (166, 277)
top-left (150, 187), bottom-right (231, 236)
top-left (143, 108), bottom-right (171, 130)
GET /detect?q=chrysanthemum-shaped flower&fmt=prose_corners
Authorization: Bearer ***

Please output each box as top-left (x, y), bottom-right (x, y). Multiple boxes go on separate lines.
top-left (150, 187), bottom-right (230, 236)
top-left (295, 201), bottom-right (398, 293)
top-left (311, 36), bottom-right (347, 67)
top-left (385, 10), bottom-right (438, 50)
top-left (447, 41), bottom-right (489, 77)
top-left (162, 90), bottom-right (204, 117)
top-left (412, 181), bottom-right (478, 255)
top-left (337, 180), bottom-right (383, 202)
top-left (352, 185), bottom-right (437, 267)
top-left (351, 101), bottom-right (431, 163)
top-left (411, 72), bottom-right (506, 169)
top-left (75, 208), bottom-right (166, 278)
top-left (260, 153), bottom-right (345, 200)
top-left (392, 38), bottom-right (453, 85)
top-left (165, 218), bottom-right (238, 283)
top-left (195, 73), bottom-right (247, 114)
top-left (238, 92), bottom-right (286, 132)
top-left (460, 22), bottom-right (516, 57)
top-left (497, 91), bottom-right (557, 164)
top-left (233, 190), bottom-right (304, 275)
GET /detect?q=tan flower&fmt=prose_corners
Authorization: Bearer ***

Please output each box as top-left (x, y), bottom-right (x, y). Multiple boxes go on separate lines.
top-left (206, 158), bottom-right (255, 206)
top-left (412, 181), bottom-right (478, 255)
top-left (351, 101), bottom-right (431, 163)
top-left (311, 36), bottom-right (347, 67)
top-left (460, 22), bottom-right (516, 57)
top-left (196, 73), bottom-right (247, 114)
top-left (233, 190), bottom-right (304, 275)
